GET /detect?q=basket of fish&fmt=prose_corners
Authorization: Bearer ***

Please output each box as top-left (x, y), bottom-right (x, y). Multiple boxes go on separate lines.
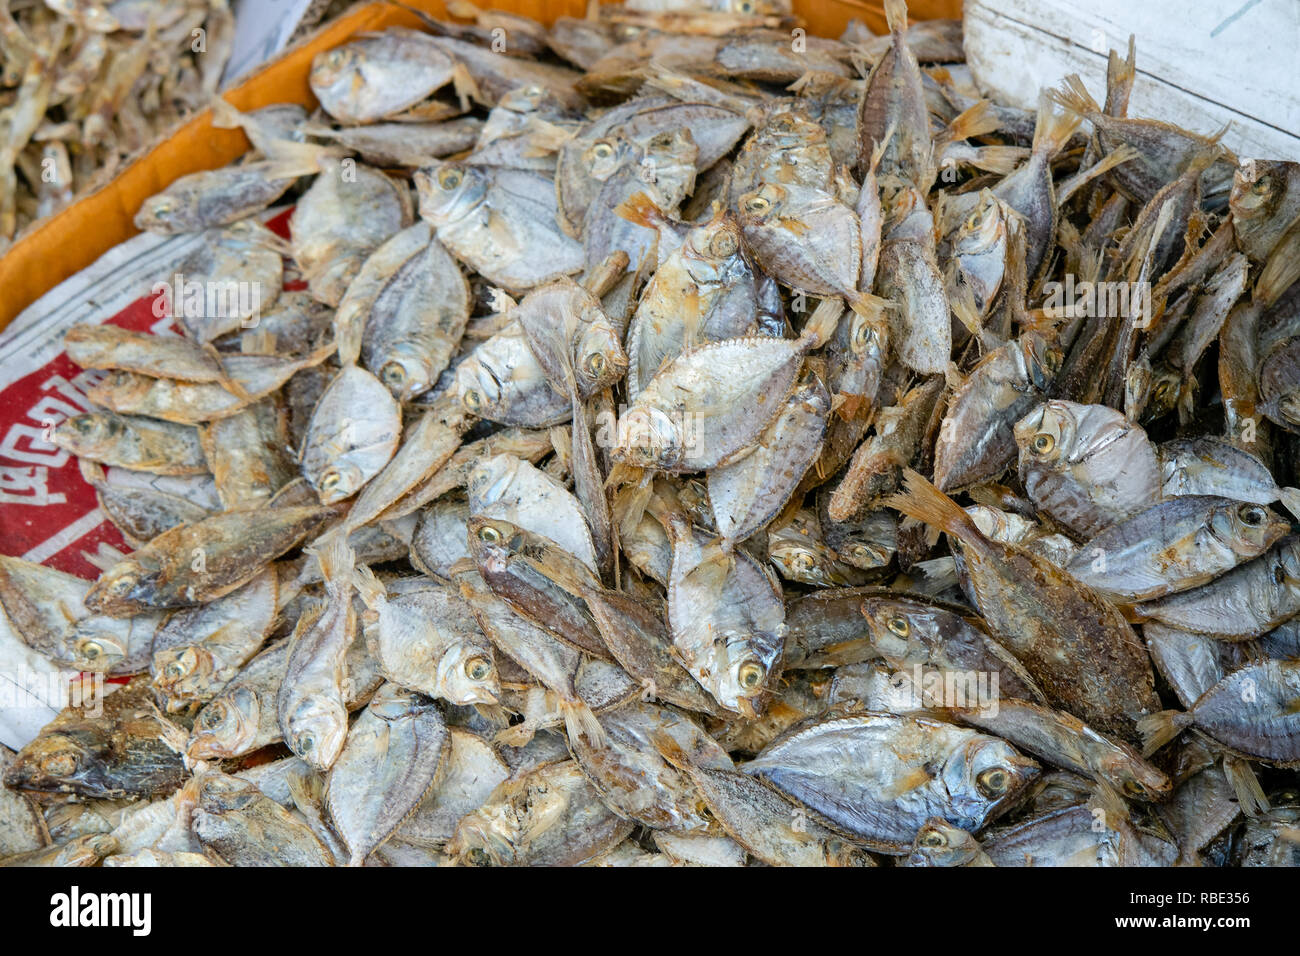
top-left (1, 0), bottom-right (1298, 868)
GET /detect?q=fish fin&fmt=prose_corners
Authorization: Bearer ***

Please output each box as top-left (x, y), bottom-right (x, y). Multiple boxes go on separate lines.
top-left (494, 721), bottom-right (537, 748)
top-left (884, 0), bottom-right (909, 37)
top-left (450, 60), bottom-right (481, 111)
top-left (1135, 710), bottom-right (1193, 757)
top-left (1049, 74), bottom-right (1101, 121)
top-left (886, 468), bottom-right (984, 545)
top-left (615, 191), bottom-right (665, 230)
top-left (1030, 91), bottom-right (1082, 159)
top-left (804, 295), bottom-right (846, 348)
top-left (1277, 487), bottom-right (1300, 520)
top-left (1222, 755), bottom-right (1269, 817)
top-left (561, 699), bottom-right (608, 750)
top-left (1055, 144), bottom-right (1138, 207)
top-left (949, 283), bottom-right (983, 337)
top-left (649, 729), bottom-right (694, 773)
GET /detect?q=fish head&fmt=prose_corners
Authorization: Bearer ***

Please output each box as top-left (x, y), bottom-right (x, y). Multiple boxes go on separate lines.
top-left (759, 108), bottom-right (826, 151)
top-left (703, 629), bottom-right (780, 717)
top-left (1021, 332), bottom-right (1063, 391)
top-left (284, 696), bottom-right (349, 770)
top-left (1143, 366), bottom-right (1183, 421)
top-left (737, 183), bottom-right (788, 227)
top-left (583, 135), bottom-right (630, 182)
top-left (943, 735), bottom-right (1039, 830)
top-left (769, 540), bottom-right (847, 587)
top-left (466, 454), bottom-right (519, 511)
top-left (152, 645), bottom-right (217, 701)
top-left (448, 807), bottom-right (516, 866)
top-left (84, 559), bottom-right (156, 616)
top-left (187, 688), bottom-right (261, 760)
top-left (416, 163), bottom-right (487, 226)
top-left (1212, 501), bottom-right (1290, 559)
top-left (378, 342), bottom-right (436, 401)
top-left (1014, 400), bottom-right (1077, 469)
top-left (454, 352), bottom-right (507, 422)
top-left (314, 459), bottom-right (365, 505)
top-left (860, 597), bottom-right (941, 666)
top-left (907, 818), bottom-right (981, 867)
top-left (310, 44), bottom-right (362, 95)
top-left (66, 622), bottom-right (131, 673)
top-left (51, 413), bottom-right (117, 457)
top-left (1230, 162), bottom-right (1282, 224)
top-left (949, 189), bottom-right (1007, 256)
top-left (195, 771), bottom-right (261, 814)
top-left (1096, 751), bottom-right (1172, 802)
top-left (5, 732), bottom-right (99, 794)
top-left (574, 318), bottom-right (628, 395)
top-left (437, 642), bottom-right (501, 706)
top-left (134, 191), bottom-right (191, 233)
top-left (611, 405), bottom-right (684, 471)
top-left (640, 130), bottom-right (698, 203)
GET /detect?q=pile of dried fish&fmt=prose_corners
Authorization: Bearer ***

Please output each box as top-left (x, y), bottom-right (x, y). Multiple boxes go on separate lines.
top-left (3, 0), bottom-right (1300, 867)
top-left (0, 0), bottom-right (351, 251)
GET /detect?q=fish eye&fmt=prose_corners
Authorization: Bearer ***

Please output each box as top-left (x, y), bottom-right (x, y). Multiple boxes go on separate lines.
top-left (465, 656), bottom-right (493, 681)
top-left (463, 389), bottom-right (483, 413)
top-left (590, 140), bottom-right (615, 160)
top-left (1238, 504), bottom-right (1266, 526)
top-left (966, 210), bottom-right (984, 230)
top-left (976, 767), bottom-right (1010, 797)
top-left (438, 167), bottom-right (463, 190)
top-left (583, 352), bottom-right (606, 378)
top-left (887, 616), bottom-right (910, 637)
top-left (380, 361), bottom-right (407, 388)
top-left (791, 550), bottom-right (816, 573)
top-left (466, 847), bottom-right (491, 866)
top-left (320, 469), bottom-right (343, 491)
top-left (737, 660), bottom-right (766, 690)
top-left (1031, 433), bottom-right (1056, 455)
top-left (738, 0), bottom-right (755, 11)
top-left (40, 752), bottom-right (78, 776)
top-left (744, 194), bottom-right (771, 214)
top-left (165, 660), bottom-right (186, 679)
top-left (478, 525), bottom-right (502, 544)
top-left (1252, 176), bottom-right (1272, 196)
top-left (1122, 779), bottom-right (1146, 797)
top-left (920, 828), bottom-right (948, 848)
top-left (80, 640), bottom-right (103, 660)
top-left (709, 231), bottom-right (738, 257)
top-left (850, 319), bottom-right (875, 352)
top-left (298, 735), bottom-right (315, 753)
top-left (200, 703), bottom-right (226, 728)
top-left (151, 198), bottom-right (175, 215)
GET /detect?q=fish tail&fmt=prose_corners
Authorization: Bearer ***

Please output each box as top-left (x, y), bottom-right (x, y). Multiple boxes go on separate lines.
top-left (259, 138), bottom-right (348, 180)
top-left (1031, 91), bottom-right (1082, 159)
top-left (1222, 756), bottom-right (1270, 817)
top-left (1277, 487), bottom-right (1300, 520)
top-left (964, 145), bottom-right (1028, 176)
top-left (804, 295), bottom-right (846, 348)
top-left (1135, 710), bottom-right (1193, 757)
top-left (353, 564), bottom-right (386, 610)
top-left (1089, 780), bottom-right (1132, 825)
top-left (945, 99), bottom-right (1000, 143)
top-left (615, 191), bottom-right (666, 230)
top-left (314, 532), bottom-right (357, 594)
top-left (886, 468), bottom-right (984, 545)
top-left (1049, 74), bottom-right (1101, 122)
top-left (884, 0), bottom-right (909, 37)
top-left (561, 699), bottom-right (608, 750)
top-left (208, 95), bottom-right (246, 131)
